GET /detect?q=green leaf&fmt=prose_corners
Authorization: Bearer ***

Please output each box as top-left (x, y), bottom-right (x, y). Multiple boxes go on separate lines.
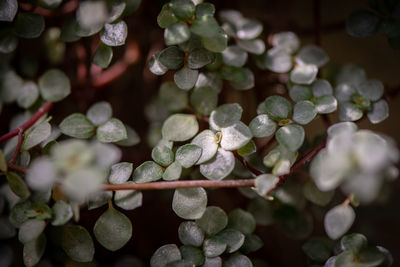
top-left (159, 81), bottom-right (189, 111)
top-left (190, 86), bottom-right (218, 115)
top-left (196, 206), bottom-right (228, 235)
top-left (219, 65), bottom-right (247, 84)
top-left (165, 22), bottom-right (191, 45)
top-left (39, 69), bottom-right (71, 102)
top-left (312, 79), bottom-right (333, 97)
top-left (290, 64), bottom-right (318, 85)
top-left (237, 140), bottom-right (256, 156)
top-left (340, 233), bottom-right (367, 253)
top-left (315, 95), bottom-right (337, 114)
top-left (256, 47), bottom-right (292, 73)
top-left (178, 221), bottom-right (205, 247)
top-left (191, 16), bottom-right (219, 38)
top-left (254, 174), bottom-right (279, 196)
top-left (7, 172), bottom-right (30, 200)
top-left (169, 0), bottom-right (195, 20)
top-left (159, 46), bottom-right (185, 70)
top-left (162, 114), bottom-right (199, 142)
top-left (163, 161), bottom-right (182, 181)
top-left (116, 124), bottom-right (140, 147)
top-left (209, 103), bottom-right (242, 130)
top-left (62, 168), bottom-right (104, 201)
top-left (338, 103), bottom-right (363, 122)
top-left (93, 207), bottom-right (132, 251)
top-left (97, 118), bottom-right (127, 143)
top-left (109, 162), bottom-right (133, 184)
top-left (188, 48), bottom-right (215, 69)
top-left (114, 184), bottom-right (143, 210)
top-left (357, 79), bottom-right (384, 101)
top-left (26, 157), bottom-right (56, 192)
top-left (0, 0), bottom-right (17, 22)
top-left (201, 27), bottom-right (228, 53)
top-left (150, 244), bottom-right (182, 267)
top-left (202, 257), bottom-right (222, 267)
top-left (51, 200), bottom-right (73, 226)
top-left (222, 45), bottom-right (247, 67)
top-left (152, 145), bottom-right (174, 167)
top-left (157, 4), bottom-right (178, 28)
top-left (200, 148), bottom-right (235, 180)
top-left (292, 100), bottom-right (317, 125)
top-left (62, 225), bottom-right (94, 262)
top-left (19, 219), bottom-right (46, 244)
top-left (174, 67), bottom-right (199, 90)
top-left (150, 51), bottom-right (168, 75)
top-left (107, 0), bottom-right (126, 23)
top-left (367, 99), bottom-right (389, 124)
top-left (23, 234), bottom-right (46, 267)
top-left (346, 9), bottom-right (379, 37)
top-left (0, 70), bottom-right (23, 103)
top-left (180, 245), bottom-right (205, 266)
top-left (303, 181), bottom-right (334, 207)
top-left (172, 187), bottom-right (207, 220)
top-left (220, 122), bottom-right (252, 151)
top-left (229, 68), bottom-right (254, 90)
top-left (249, 114), bottom-right (277, 138)
top-left (216, 228), bottom-right (245, 253)
top-left (93, 44), bottom-right (113, 68)
top-left (236, 18), bottom-right (263, 39)
top-left (335, 248), bottom-right (385, 267)
top-left (23, 121), bottom-right (51, 150)
top-left (59, 113), bottom-right (95, 139)
top-left (195, 3), bottom-right (215, 17)
top-left (176, 144), bottom-right (202, 168)
top-left (237, 38), bottom-right (265, 55)
top-left (225, 254), bottom-right (252, 267)
top-left (296, 45), bottom-right (329, 67)
top-left (276, 124), bottom-right (305, 152)
top-left (132, 161), bottom-right (163, 183)
top-left (203, 236), bottom-right (227, 257)
top-left (263, 95), bottom-right (292, 120)
top-left (76, 1), bottom-right (107, 32)
top-left (272, 31), bottom-right (300, 53)
top-left (86, 101), bottom-right (113, 126)
top-left (324, 204), bottom-right (355, 239)
top-left (302, 236), bottom-right (333, 262)
top-left (336, 64), bottom-right (366, 88)
top-left (14, 13), bottom-right (45, 38)
top-left (101, 21), bottom-right (128, 46)
top-left (191, 130), bottom-right (218, 164)
top-left (0, 28), bottom-right (18, 53)
top-left (240, 234), bottom-right (263, 254)
top-left (227, 209), bottom-right (256, 234)
top-left (17, 82), bottom-right (39, 108)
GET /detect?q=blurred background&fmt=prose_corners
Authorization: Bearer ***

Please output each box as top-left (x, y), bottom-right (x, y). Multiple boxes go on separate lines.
top-left (1, 0), bottom-right (400, 266)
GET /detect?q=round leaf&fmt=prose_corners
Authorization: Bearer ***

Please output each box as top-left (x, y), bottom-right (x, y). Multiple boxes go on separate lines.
top-left (367, 99), bottom-right (389, 124)
top-left (254, 174), bottom-right (279, 196)
top-left (191, 16), bottom-right (219, 38)
top-left (178, 221), bottom-right (205, 247)
top-left (276, 124), bottom-right (305, 152)
top-left (203, 236), bottom-right (227, 257)
top-left (224, 254), bottom-right (252, 267)
top-left (23, 234), bottom-right (46, 267)
top-left (290, 64), bottom-right (318, 85)
top-left (172, 187), bottom-right (207, 220)
top-left (196, 206), bottom-right (228, 235)
top-left (62, 225), bottom-right (94, 262)
top-left (15, 13), bottom-right (45, 38)
top-left (190, 86), bottom-right (218, 116)
top-left (237, 38), bottom-right (265, 55)
top-left (222, 46), bottom-right (248, 67)
top-left (114, 185), bottom-right (143, 210)
top-left (162, 161), bottom-right (182, 181)
top-left (132, 161), bottom-right (163, 183)
top-left (39, 69), bottom-right (71, 102)
top-left (101, 21), bottom-right (128, 46)
top-left (312, 79), bottom-right (333, 97)
top-left (51, 200), bottom-right (73, 226)
top-left (23, 121), bottom-right (51, 150)
top-left (159, 81), bottom-right (189, 111)
top-left (315, 95), bottom-right (337, 114)
top-left (93, 207), bottom-right (132, 251)
top-left (209, 103), bottom-right (242, 130)
top-left (6, 172), bottom-right (30, 200)
top-left (19, 219), bottom-right (46, 244)
top-left (188, 48), bottom-right (215, 69)
top-left (249, 114), bottom-right (276, 138)
top-left (338, 102), bottom-right (363, 122)
top-left (165, 22), bottom-right (190, 45)
top-left (324, 204), bottom-right (355, 240)
top-left (227, 209), bottom-right (256, 234)
top-left (176, 144), bottom-right (202, 168)
top-left (97, 118), bottom-right (127, 143)
top-left (292, 100), bottom-right (317, 125)
top-left (174, 67), bottom-right (199, 90)
top-left (150, 244), bottom-right (181, 267)
top-left (93, 44), bottom-right (113, 68)
top-left (169, 0), bottom-right (195, 20)
top-left (220, 122), bottom-right (253, 151)
top-left (357, 79), bottom-right (384, 101)
top-left (263, 95), bottom-right (292, 120)
top-left (201, 27), bottom-right (228, 53)
top-left (109, 162), bottom-right (133, 184)
top-left (17, 82), bottom-right (39, 108)
top-left (162, 114), bottom-right (199, 142)
top-left (346, 9), bottom-right (379, 37)
top-left (86, 101), bottom-right (113, 126)
top-left (296, 45), bottom-right (329, 67)
top-left (159, 46), bottom-right (185, 70)
top-left (200, 148), bottom-right (235, 180)
top-left (289, 85), bottom-right (313, 102)
top-left (191, 130), bottom-right (218, 164)
top-left (216, 228), bottom-right (245, 253)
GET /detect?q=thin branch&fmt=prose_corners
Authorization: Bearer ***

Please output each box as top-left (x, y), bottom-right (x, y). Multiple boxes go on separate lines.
top-left (19, 0), bottom-right (78, 18)
top-left (103, 138), bottom-right (327, 192)
top-left (10, 130), bottom-right (23, 164)
top-left (7, 163), bottom-right (27, 174)
top-left (0, 102), bottom-right (53, 144)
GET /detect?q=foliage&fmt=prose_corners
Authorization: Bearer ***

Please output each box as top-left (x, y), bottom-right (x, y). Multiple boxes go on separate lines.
top-left (0, 0), bottom-right (398, 266)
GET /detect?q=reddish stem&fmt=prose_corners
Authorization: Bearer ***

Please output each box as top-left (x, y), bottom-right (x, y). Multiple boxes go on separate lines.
top-left (0, 102), bottom-right (53, 144)
top-left (10, 130), bottom-right (23, 164)
top-left (7, 163), bottom-right (27, 174)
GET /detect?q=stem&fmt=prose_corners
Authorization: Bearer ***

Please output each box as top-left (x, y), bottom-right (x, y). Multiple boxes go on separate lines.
top-left (10, 130), bottom-right (23, 164)
top-left (0, 102), bottom-right (53, 144)
top-left (233, 152), bottom-right (263, 176)
top-left (104, 138), bottom-right (327, 192)
top-left (7, 163), bottom-right (27, 174)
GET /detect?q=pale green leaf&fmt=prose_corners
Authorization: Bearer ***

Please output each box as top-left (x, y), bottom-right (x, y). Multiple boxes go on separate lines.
top-left (165, 22), bottom-right (191, 45)
top-left (150, 244), bottom-right (181, 267)
top-left (292, 100), bottom-right (317, 125)
top-left (17, 82), bottom-right (39, 108)
top-left (263, 95), bottom-right (292, 120)
top-left (23, 234), bottom-right (46, 267)
top-left (255, 174), bottom-right (279, 196)
top-left (150, 51), bottom-right (168, 75)
top-left (209, 103), bottom-right (242, 130)
top-left (6, 172), bottom-right (30, 200)
top-left (23, 121), bottom-right (51, 150)
top-left (176, 144), bottom-right (202, 168)
top-left (62, 225), bottom-right (94, 262)
top-left (256, 47), bottom-right (292, 73)
top-left (315, 95), bottom-right (337, 114)
top-left (101, 21), bottom-right (128, 46)
top-left (222, 45), bottom-right (248, 67)
top-left (237, 140), bottom-right (256, 156)
top-left (338, 103), bottom-right (363, 122)
top-left (357, 79), bottom-right (384, 101)
top-left (19, 219), bottom-right (46, 244)
top-left (272, 31), bottom-right (300, 53)
top-left (51, 200), bottom-right (73, 226)
top-left (39, 69), bottom-right (71, 102)
top-left (172, 187), bottom-right (207, 220)
top-left (191, 16), bottom-right (219, 38)
top-left (174, 67), bottom-right (199, 90)
top-left (109, 162), bottom-right (133, 184)
top-left (227, 208), bottom-right (256, 234)
top-left (162, 161), bottom-right (182, 181)
top-left (94, 207), bottom-right (132, 251)
top-left (249, 114), bottom-right (276, 138)
top-left (220, 122), bottom-right (252, 151)
top-left (190, 86), bottom-right (218, 115)
top-left (203, 236), bottom-right (226, 258)
top-left (276, 124), bottom-right (305, 152)
top-left (180, 245), bottom-right (205, 266)
top-left (159, 46), bottom-right (184, 70)
top-left (116, 124), bottom-right (140, 146)
top-left (200, 148), bottom-right (235, 180)
top-left (188, 48), bottom-right (215, 69)
top-left (237, 38), bottom-right (265, 55)
top-left (152, 145), bottom-right (174, 167)
top-left (195, 3), bottom-right (215, 17)
top-left (225, 254), bottom-right (252, 267)
top-left (367, 99), bottom-right (389, 124)
top-left (324, 204), bottom-right (355, 239)
top-left (196, 206), bottom-right (228, 235)
top-left (159, 81), bottom-right (188, 111)
top-left (132, 161), bottom-right (163, 183)
top-left (290, 64), bottom-right (318, 85)
top-left (114, 184), bottom-right (143, 210)
top-left (178, 221), bottom-right (205, 247)
top-left (236, 18), bottom-right (263, 40)
top-left (312, 79), bottom-right (333, 97)
top-left (296, 45), bottom-right (329, 67)
top-left (162, 114), bottom-right (199, 142)
top-left (86, 101), bottom-right (113, 126)
top-left (169, 0), bottom-right (195, 20)
top-left (216, 228), bottom-right (245, 253)
top-left (201, 27), bottom-right (228, 53)
top-left (97, 118), bottom-right (127, 143)
top-left (191, 130), bottom-right (218, 164)
top-left (93, 44), bottom-right (113, 68)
